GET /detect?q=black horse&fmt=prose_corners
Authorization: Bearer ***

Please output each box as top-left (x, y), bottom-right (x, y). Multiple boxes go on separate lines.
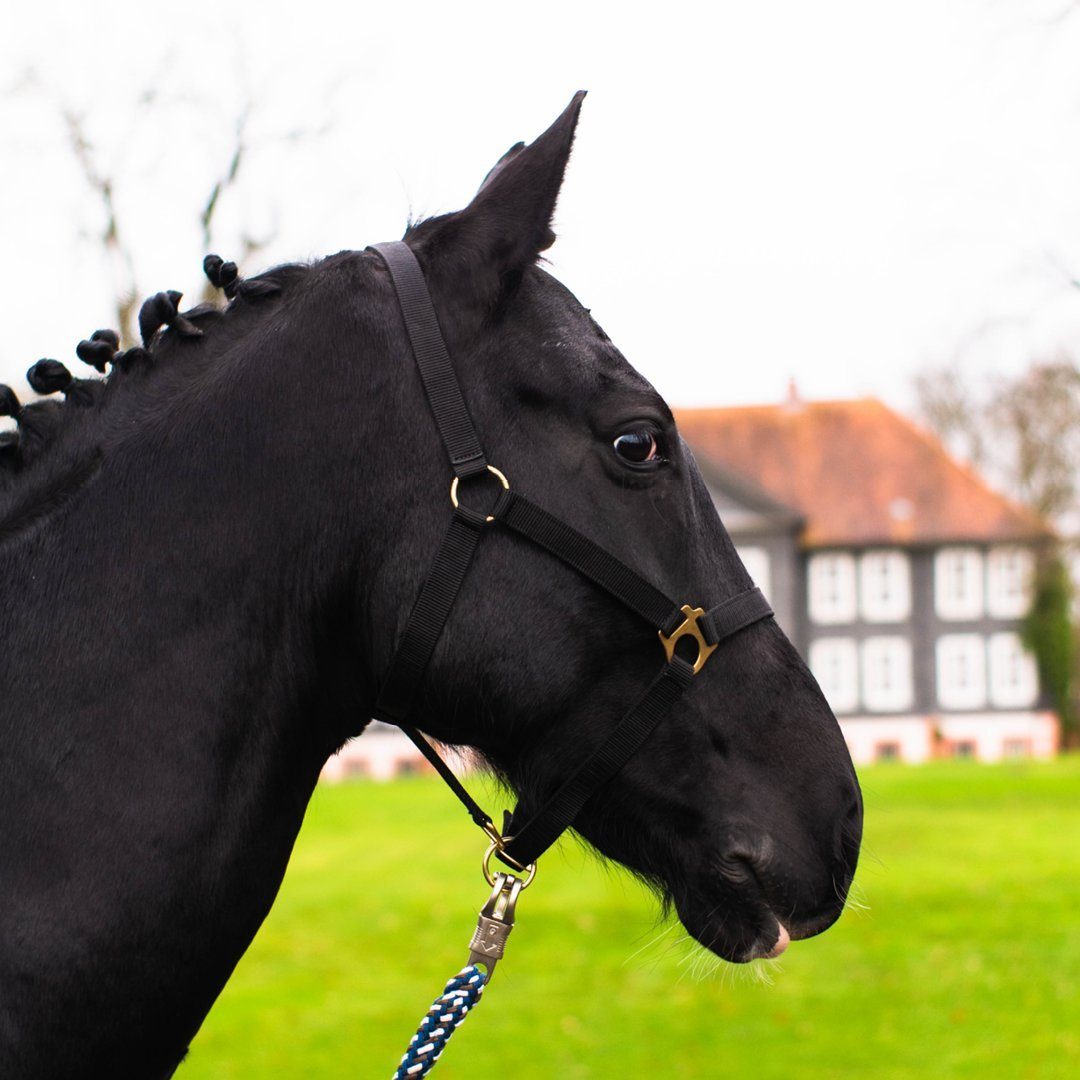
top-left (0, 94), bottom-right (862, 1078)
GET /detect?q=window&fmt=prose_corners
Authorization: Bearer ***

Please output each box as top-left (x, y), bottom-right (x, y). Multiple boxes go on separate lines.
top-left (987, 632), bottom-right (1039, 708)
top-left (936, 634), bottom-right (987, 710)
top-left (1003, 738), bottom-right (1030, 759)
top-left (986, 546), bottom-right (1033, 619)
top-left (861, 637), bottom-right (913, 712)
top-left (808, 552), bottom-right (857, 624)
top-left (952, 741), bottom-right (976, 759)
top-left (809, 638), bottom-right (859, 713)
top-left (875, 742), bottom-right (901, 763)
top-left (736, 545), bottom-right (772, 602)
top-left (935, 548), bottom-right (984, 620)
top-left (859, 550), bottom-right (911, 622)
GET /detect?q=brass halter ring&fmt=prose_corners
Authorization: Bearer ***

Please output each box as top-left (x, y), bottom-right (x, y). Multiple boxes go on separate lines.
top-left (450, 465), bottom-right (510, 523)
top-left (482, 840), bottom-right (536, 889)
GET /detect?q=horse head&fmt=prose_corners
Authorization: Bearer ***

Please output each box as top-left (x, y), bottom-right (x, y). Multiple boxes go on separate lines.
top-left (356, 93), bottom-right (862, 962)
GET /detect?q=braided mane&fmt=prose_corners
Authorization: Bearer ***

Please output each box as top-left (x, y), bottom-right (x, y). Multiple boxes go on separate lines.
top-left (0, 256), bottom-right (310, 504)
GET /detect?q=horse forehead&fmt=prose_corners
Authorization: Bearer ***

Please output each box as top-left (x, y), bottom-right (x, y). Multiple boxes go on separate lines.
top-left (509, 268), bottom-right (657, 394)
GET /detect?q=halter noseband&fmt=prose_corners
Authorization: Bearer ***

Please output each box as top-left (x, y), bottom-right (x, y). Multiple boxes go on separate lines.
top-left (369, 240), bottom-right (773, 871)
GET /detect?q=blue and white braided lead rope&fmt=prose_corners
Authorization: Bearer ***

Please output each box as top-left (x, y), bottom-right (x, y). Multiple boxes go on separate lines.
top-left (392, 965), bottom-right (488, 1078)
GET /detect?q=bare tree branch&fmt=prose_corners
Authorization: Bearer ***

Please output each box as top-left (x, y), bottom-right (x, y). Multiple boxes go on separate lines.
top-left (916, 352), bottom-right (1080, 529)
top-left (196, 105), bottom-right (281, 302)
top-left (914, 365), bottom-right (989, 471)
top-left (44, 68), bottom-right (333, 340)
top-left (62, 110), bottom-right (140, 347)
top-left (199, 107), bottom-right (250, 253)
top-left (1042, 0), bottom-right (1080, 27)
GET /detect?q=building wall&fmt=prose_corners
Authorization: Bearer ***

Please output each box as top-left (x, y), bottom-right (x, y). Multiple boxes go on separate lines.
top-left (725, 518), bottom-right (1058, 764)
top-left (732, 528), bottom-right (802, 639)
top-left (839, 712), bottom-right (1058, 766)
top-left (910, 547), bottom-right (937, 714)
top-left (800, 544), bottom-right (1042, 708)
top-left (320, 724), bottom-right (475, 783)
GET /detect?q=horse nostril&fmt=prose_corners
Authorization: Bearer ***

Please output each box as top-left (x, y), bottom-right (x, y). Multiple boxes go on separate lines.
top-left (718, 842), bottom-right (778, 898)
top-left (708, 727), bottom-right (729, 757)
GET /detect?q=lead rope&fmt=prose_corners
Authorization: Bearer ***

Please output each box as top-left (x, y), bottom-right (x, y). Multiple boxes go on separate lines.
top-left (392, 844), bottom-right (534, 1078)
top-left (392, 966), bottom-right (487, 1078)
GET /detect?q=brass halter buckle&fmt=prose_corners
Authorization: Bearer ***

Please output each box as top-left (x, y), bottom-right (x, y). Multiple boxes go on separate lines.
top-left (658, 604), bottom-right (718, 675)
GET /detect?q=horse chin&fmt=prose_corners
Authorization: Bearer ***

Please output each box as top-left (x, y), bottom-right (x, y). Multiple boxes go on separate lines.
top-left (675, 898), bottom-right (790, 964)
top-left (670, 867), bottom-right (795, 964)
top-left (674, 867), bottom-right (853, 963)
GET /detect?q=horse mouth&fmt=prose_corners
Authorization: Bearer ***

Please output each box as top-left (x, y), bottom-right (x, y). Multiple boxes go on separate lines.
top-left (674, 883), bottom-right (790, 964)
top-left (672, 854), bottom-right (842, 964)
top-left (677, 905), bottom-right (791, 964)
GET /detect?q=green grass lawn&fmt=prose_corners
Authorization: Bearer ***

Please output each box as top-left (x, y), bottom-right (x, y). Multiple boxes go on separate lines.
top-left (183, 758), bottom-right (1080, 1079)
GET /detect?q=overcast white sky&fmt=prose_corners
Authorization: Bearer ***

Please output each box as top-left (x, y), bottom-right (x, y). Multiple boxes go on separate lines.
top-left (3, 0), bottom-right (1080, 413)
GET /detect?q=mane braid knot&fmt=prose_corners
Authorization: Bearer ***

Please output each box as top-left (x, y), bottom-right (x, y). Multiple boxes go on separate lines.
top-left (1, 384), bottom-right (21, 419)
top-left (203, 253), bottom-right (281, 301)
top-left (76, 329), bottom-right (121, 373)
top-left (138, 291), bottom-right (203, 347)
top-left (27, 359), bottom-right (73, 396)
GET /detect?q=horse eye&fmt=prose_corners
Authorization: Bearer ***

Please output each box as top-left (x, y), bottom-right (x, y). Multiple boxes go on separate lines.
top-left (613, 429), bottom-right (659, 464)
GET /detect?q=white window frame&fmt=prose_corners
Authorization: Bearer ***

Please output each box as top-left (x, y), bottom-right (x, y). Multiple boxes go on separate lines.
top-left (736, 545), bottom-right (772, 604)
top-left (859, 549), bottom-right (911, 623)
top-left (808, 637), bottom-right (859, 714)
top-left (986, 546), bottom-right (1033, 620)
top-left (987, 632), bottom-right (1039, 708)
top-left (935, 547), bottom-right (984, 621)
top-left (860, 636), bottom-right (913, 713)
top-left (936, 634), bottom-right (987, 710)
top-left (808, 552), bottom-right (857, 625)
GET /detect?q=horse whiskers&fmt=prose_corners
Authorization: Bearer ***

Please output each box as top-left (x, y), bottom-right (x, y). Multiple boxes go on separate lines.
top-left (857, 841), bottom-right (886, 871)
top-left (622, 922), bottom-right (677, 967)
top-left (741, 954), bottom-right (779, 988)
top-left (673, 934), bottom-right (711, 985)
top-left (673, 932), bottom-right (780, 988)
top-left (840, 877), bottom-right (872, 916)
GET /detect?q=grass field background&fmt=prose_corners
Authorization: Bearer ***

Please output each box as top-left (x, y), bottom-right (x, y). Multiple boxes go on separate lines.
top-left (183, 758), bottom-right (1080, 1078)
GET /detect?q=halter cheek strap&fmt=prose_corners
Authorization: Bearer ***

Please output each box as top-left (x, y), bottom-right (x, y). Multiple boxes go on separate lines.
top-left (368, 240), bottom-right (773, 870)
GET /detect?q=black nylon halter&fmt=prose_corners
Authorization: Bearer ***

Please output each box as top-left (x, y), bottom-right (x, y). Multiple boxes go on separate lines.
top-left (369, 240), bottom-right (773, 870)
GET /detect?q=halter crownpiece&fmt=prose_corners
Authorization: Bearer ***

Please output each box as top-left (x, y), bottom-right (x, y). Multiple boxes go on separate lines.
top-left (368, 239), bottom-right (773, 870)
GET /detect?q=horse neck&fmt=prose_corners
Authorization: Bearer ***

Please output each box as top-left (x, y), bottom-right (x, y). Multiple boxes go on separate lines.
top-left (0, 355), bottom-right (375, 1073)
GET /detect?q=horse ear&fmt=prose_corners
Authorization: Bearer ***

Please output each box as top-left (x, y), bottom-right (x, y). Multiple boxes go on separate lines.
top-left (410, 91), bottom-right (586, 292)
top-left (476, 141), bottom-right (526, 195)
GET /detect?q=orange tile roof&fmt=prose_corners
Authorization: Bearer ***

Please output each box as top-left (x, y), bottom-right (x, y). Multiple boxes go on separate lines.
top-left (675, 398), bottom-right (1050, 548)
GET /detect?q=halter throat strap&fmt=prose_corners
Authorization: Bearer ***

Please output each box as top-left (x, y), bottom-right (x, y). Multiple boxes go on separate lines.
top-left (368, 240), bottom-right (773, 869)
